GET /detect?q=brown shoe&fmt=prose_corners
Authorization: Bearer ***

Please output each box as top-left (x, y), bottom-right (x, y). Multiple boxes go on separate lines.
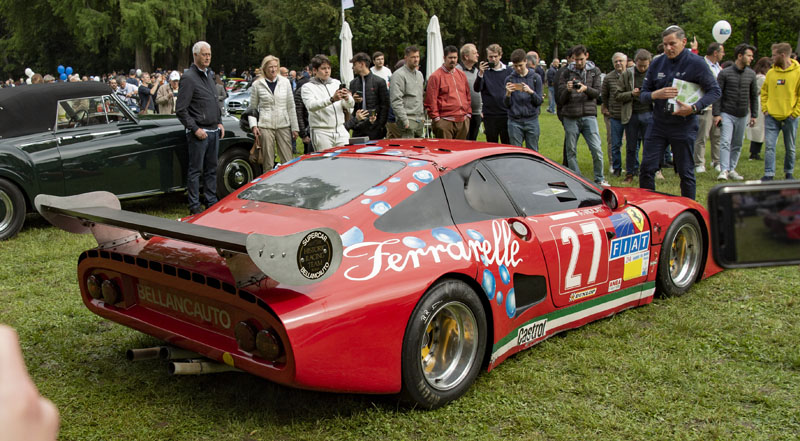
top-left (623, 174), bottom-right (634, 184)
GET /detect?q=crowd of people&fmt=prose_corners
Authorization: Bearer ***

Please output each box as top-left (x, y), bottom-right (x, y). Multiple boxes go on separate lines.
top-left (5, 27), bottom-right (800, 204)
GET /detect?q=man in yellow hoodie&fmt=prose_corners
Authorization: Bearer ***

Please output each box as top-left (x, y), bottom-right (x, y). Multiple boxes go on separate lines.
top-left (761, 42), bottom-right (800, 180)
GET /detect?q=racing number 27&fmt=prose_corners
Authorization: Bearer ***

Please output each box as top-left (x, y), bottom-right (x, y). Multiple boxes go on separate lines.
top-left (561, 221), bottom-right (601, 290)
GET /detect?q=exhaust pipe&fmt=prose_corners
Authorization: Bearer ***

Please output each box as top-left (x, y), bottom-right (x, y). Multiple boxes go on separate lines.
top-left (168, 359), bottom-right (240, 375)
top-left (126, 346), bottom-right (165, 361)
top-left (159, 346), bottom-right (202, 361)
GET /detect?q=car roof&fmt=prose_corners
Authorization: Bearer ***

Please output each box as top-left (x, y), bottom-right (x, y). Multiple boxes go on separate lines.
top-left (0, 82), bottom-right (113, 139)
top-left (343, 138), bottom-right (533, 169)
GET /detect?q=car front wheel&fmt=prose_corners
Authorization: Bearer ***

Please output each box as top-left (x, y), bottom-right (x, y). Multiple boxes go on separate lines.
top-left (0, 178), bottom-right (26, 241)
top-left (657, 212), bottom-right (704, 297)
top-left (216, 148), bottom-right (260, 198)
top-left (400, 279), bottom-right (486, 409)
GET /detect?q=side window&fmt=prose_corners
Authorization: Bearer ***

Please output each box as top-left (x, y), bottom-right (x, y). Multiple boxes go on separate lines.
top-left (484, 155), bottom-right (601, 216)
top-left (104, 96), bottom-right (131, 123)
top-left (56, 96), bottom-right (109, 130)
top-left (441, 160), bottom-right (518, 224)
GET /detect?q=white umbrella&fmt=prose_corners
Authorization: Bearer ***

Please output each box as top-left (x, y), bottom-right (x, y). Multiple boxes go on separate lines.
top-left (426, 15), bottom-right (444, 81)
top-left (340, 20), bottom-right (354, 85)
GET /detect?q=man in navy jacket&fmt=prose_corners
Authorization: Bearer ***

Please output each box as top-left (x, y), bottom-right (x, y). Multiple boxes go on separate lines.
top-left (639, 26), bottom-right (721, 200)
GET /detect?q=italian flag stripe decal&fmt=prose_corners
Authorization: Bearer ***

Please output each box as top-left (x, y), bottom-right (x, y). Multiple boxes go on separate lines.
top-left (491, 282), bottom-right (656, 362)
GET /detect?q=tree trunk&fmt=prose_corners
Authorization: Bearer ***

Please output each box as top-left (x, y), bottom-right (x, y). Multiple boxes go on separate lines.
top-left (135, 44), bottom-right (152, 73)
top-left (177, 45), bottom-right (192, 71)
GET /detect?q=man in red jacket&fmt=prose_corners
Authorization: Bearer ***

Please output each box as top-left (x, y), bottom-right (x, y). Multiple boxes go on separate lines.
top-left (424, 45), bottom-right (472, 139)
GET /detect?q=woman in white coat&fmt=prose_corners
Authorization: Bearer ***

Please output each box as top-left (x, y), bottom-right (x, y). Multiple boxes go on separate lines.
top-left (301, 54), bottom-right (355, 150)
top-left (247, 55), bottom-right (299, 170)
top-left (746, 57), bottom-right (772, 160)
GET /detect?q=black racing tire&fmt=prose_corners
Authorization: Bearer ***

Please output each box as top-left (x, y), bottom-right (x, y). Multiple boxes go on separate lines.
top-left (400, 279), bottom-right (487, 409)
top-left (656, 212), bottom-right (704, 297)
top-left (0, 178), bottom-right (26, 241)
top-left (216, 148), bottom-right (261, 198)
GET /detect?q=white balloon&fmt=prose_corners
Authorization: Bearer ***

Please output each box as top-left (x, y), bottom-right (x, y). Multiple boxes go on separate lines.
top-left (136, 68), bottom-right (142, 77)
top-left (25, 68), bottom-right (33, 77)
top-left (26, 78), bottom-right (31, 84)
top-left (712, 20), bottom-right (732, 44)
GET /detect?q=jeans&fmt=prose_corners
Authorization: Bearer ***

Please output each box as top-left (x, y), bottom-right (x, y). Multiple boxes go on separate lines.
top-left (609, 117), bottom-right (625, 172)
top-left (483, 115), bottom-right (510, 144)
top-left (625, 111), bottom-right (652, 175)
top-left (547, 86), bottom-right (556, 113)
top-left (640, 120), bottom-right (698, 199)
top-left (186, 129), bottom-right (220, 210)
top-left (718, 112), bottom-right (747, 172)
top-left (508, 117), bottom-right (540, 151)
top-left (763, 114), bottom-right (797, 177)
top-left (563, 116), bottom-right (605, 183)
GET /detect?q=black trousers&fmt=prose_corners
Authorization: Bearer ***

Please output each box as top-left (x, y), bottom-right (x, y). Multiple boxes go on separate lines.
top-left (467, 114), bottom-right (482, 141)
top-left (483, 115), bottom-right (509, 144)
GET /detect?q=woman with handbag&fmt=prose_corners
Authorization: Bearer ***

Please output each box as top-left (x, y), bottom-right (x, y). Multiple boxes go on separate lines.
top-left (246, 55), bottom-right (299, 170)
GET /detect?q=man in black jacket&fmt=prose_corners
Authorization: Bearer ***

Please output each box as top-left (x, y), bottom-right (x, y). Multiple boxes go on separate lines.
top-left (294, 65), bottom-right (312, 152)
top-left (348, 52), bottom-right (389, 139)
top-left (558, 45), bottom-right (606, 185)
top-left (176, 41), bottom-right (224, 215)
top-left (713, 43), bottom-right (758, 180)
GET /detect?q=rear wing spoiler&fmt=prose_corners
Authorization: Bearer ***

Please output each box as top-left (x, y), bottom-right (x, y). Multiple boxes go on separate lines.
top-left (34, 192), bottom-right (342, 287)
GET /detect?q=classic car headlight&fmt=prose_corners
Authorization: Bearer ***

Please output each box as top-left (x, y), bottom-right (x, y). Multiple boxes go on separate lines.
top-left (242, 100), bottom-right (249, 107)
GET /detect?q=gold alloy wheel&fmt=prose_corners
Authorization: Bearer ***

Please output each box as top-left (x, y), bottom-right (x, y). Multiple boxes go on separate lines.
top-left (419, 301), bottom-right (479, 391)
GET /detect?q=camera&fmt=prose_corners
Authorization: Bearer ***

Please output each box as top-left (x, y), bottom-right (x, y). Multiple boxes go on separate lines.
top-left (572, 81), bottom-right (582, 90)
top-left (487, 61), bottom-right (496, 69)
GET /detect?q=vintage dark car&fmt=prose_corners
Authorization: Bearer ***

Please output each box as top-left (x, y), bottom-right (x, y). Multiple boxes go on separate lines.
top-left (0, 82), bottom-right (259, 240)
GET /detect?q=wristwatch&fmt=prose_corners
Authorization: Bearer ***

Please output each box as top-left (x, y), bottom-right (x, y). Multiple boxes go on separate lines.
top-left (691, 104), bottom-right (699, 114)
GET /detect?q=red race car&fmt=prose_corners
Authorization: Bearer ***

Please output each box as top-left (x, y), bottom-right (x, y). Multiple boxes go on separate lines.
top-left (36, 140), bottom-right (721, 409)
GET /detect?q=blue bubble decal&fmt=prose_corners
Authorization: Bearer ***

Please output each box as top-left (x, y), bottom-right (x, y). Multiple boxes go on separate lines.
top-left (341, 226), bottom-right (364, 247)
top-left (505, 288), bottom-right (516, 318)
top-left (323, 152), bottom-right (340, 157)
top-left (370, 201), bottom-right (391, 215)
top-left (407, 182), bottom-right (419, 192)
top-left (361, 198), bottom-right (372, 204)
top-left (496, 291), bottom-right (503, 305)
top-left (336, 148), bottom-right (350, 152)
top-left (356, 146), bottom-right (383, 153)
top-left (284, 157), bottom-right (301, 166)
top-left (482, 270), bottom-right (495, 300)
top-left (364, 185), bottom-right (387, 196)
top-left (384, 150), bottom-right (403, 156)
top-left (250, 177), bottom-right (262, 183)
top-left (431, 227), bottom-right (461, 244)
top-left (408, 160), bottom-right (427, 167)
top-left (481, 255), bottom-right (489, 266)
top-left (466, 229), bottom-right (485, 242)
top-left (499, 264), bottom-right (510, 285)
top-left (413, 170), bottom-right (434, 183)
top-left (388, 177), bottom-right (401, 183)
top-left (402, 236), bottom-right (426, 249)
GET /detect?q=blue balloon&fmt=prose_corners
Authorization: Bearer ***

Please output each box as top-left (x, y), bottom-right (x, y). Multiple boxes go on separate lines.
top-left (65, 66), bottom-right (73, 75)
top-left (59, 73), bottom-right (67, 81)
top-left (57, 65), bottom-right (65, 74)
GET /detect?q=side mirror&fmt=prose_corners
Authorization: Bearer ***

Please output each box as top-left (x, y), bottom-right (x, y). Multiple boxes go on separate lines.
top-left (601, 188), bottom-right (627, 211)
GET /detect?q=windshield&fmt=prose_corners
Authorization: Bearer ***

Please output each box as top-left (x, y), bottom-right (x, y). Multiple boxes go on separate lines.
top-left (239, 156), bottom-right (405, 210)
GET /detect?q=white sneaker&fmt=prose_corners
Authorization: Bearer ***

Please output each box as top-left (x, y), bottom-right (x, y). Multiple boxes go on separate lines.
top-left (599, 180), bottom-right (610, 187)
top-left (728, 170), bottom-right (744, 180)
top-left (655, 170), bottom-right (665, 180)
top-left (717, 170), bottom-right (728, 180)
top-left (695, 165), bottom-right (706, 173)
top-left (714, 163), bottom-right (722, 172)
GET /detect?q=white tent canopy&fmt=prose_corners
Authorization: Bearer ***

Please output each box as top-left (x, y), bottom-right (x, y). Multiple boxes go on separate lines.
top-left (426, 15), bottom-right (443, 80)
top-left (340, 20), bottom-right (354, 85)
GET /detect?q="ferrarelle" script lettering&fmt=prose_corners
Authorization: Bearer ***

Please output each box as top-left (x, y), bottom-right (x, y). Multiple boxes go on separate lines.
top-left (342, 220), bottom-right (523, 281)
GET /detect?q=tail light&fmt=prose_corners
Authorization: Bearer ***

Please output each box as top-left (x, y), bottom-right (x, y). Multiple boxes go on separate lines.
top-left (256, 328), bottom-right (283, 361)
top-left (234, 321), bottom-right (257, 352)
top-left (101, 279), bottom-right (121, 304)
top-left (86, 275), bottom-right (103, 299)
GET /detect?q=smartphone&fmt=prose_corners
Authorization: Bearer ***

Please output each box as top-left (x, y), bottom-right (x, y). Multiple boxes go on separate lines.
top-left (338, 84), bottom-right (347, 90)
top-left (708, 181), bottom-right (800, 268)
top-left (368, 109), bottom-right (376, 117)
top-left (513, 83), bottom-right (524, 91)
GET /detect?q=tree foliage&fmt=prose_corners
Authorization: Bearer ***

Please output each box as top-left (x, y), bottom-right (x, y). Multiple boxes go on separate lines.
top-left (1, 0), bottom-right (798, 78)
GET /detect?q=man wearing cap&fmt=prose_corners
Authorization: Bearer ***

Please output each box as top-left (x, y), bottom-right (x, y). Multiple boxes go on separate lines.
top-left (157, 71), bottom-right (181, 114)
top-left (348, 52), bottom-right (389, 139)
top-left (545, 59), bottom-right (560, 113)
top-left (639, 26), bottom-right (721, 200)
top-left (424, 45), bottom-right (472, 139)
top-left (176, 41), bottom-right (225, 215)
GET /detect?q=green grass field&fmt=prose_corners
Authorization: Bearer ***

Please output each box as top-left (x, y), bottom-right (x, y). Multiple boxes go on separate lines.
top-left (2, 110), bottom-right (799, 440)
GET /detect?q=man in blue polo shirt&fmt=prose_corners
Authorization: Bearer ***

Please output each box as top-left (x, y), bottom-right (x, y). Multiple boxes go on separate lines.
top-left (639, 26), bottom-right (721, 200)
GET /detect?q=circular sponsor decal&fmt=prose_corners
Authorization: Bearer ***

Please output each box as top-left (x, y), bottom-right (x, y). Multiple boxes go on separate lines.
top-left (297, 231), bottom-right (333, 280)
top-left (413, 169), bottom-right (434, 183)
top-left (356, 146), bottom-right (383, 153)
top-left (364, 185), bottom-right (387, 196)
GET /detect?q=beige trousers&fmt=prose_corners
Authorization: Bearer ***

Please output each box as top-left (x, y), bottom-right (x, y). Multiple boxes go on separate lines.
top-left (257, 127), bottom-right (293, 170)
top-left (694, 110), bottom-right (721, 168)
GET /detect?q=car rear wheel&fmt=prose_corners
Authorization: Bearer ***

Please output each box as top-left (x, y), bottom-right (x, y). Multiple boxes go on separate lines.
top-left (657, 212), bottom-right (703, 297)
top-left (0, 178), bottom-right (26, 241)
top-left (400, 279), bottom-right (486, 409)
top-left (217, 148), bottom-right (260, 198)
